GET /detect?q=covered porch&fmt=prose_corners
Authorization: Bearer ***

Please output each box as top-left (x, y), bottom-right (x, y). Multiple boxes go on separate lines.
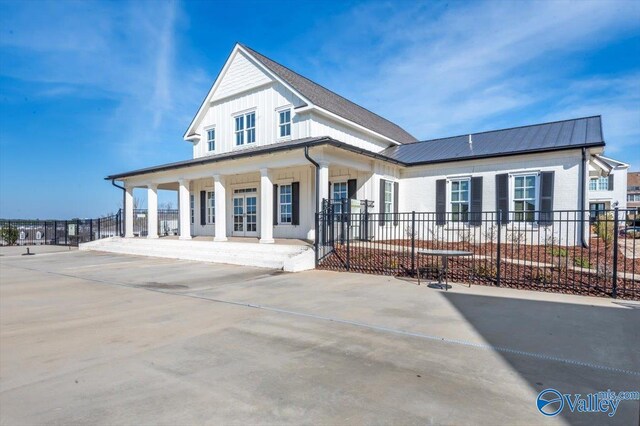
top-left (110, 140), bottom-right (400, 245)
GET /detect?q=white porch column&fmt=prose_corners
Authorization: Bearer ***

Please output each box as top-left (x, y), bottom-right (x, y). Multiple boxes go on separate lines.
top-left (124, 184), bottom-right (134, 238)
top-left (259, 168), bottom-right (274, 244)
top-left (178, 179), bottom-right (191, 240)
top-left (213, 174), bottom-right (228, 242)
top-left (318, 161), bottom-right (330, 206)
top-left (147, 184), bottom-right (158, 239)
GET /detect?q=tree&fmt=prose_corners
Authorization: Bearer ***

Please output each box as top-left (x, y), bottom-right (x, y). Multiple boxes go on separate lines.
top-left (0, 225), bottom-right (19, 246)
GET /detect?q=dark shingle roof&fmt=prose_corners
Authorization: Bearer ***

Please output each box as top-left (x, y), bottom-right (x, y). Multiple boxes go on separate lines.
top-left (381, 116), bottom-right (604, 165)
top-left (241, 44), bottom-right (417, 144)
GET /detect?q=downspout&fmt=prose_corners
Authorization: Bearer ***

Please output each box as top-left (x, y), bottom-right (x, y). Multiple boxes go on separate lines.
top-left (304, 146), bottom-right (321, 267)
top-left (112, 179), bottom-right (126, 237)
top-left (303, 146), bottom-right (320, 214)
top-left (580, 148), bottom-right (589, 248)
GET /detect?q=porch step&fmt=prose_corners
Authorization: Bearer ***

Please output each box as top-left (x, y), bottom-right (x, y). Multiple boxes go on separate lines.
top-left (79, 237), bottom-right (315, 271)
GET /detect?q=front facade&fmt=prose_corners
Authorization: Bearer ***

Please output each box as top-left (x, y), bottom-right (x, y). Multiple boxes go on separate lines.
top-left (107, 44), bottom-right (622, 244)
top-left (586, 155), bottom-right (629, 219)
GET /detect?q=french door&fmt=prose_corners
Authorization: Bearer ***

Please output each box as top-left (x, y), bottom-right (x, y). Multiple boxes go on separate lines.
top-left (232, 188), bottom-right (258, 237)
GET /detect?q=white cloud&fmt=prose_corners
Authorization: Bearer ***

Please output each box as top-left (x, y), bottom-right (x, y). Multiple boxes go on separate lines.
top-left (297, 0), bottom-right (640, 165)
top-left (0, 0), bottom-right (199, 165)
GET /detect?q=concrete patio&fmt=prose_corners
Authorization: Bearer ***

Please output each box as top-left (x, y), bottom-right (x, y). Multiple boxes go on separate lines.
top-left (1, 250), bottom-right (639, 425)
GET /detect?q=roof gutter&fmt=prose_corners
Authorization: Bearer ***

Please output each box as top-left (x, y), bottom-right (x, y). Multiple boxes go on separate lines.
top-left (105, 137), bottom-right (404, 180)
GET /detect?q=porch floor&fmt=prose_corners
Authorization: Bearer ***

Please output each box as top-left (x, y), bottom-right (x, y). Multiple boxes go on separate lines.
top-left (157, 235), bottom-right (311, 246)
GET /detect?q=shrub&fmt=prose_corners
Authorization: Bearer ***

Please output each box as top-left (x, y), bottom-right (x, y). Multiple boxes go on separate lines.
top-left (549, 247), bottom-right (568, 257)
top-left (594, 212), bottom-right (615, 250)
top-left (474, 262), bottom-right (498, 280)
top-left (0, 225), bottom-right (19, 246)
top-left (573, 256), bottom-right (591, 269)
top-left (532, 267), bottom-right (553, 285)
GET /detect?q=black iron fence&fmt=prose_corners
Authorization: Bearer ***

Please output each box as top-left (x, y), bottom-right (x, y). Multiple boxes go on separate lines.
top-left (316, 200), bottom-right (639, 300)
top-left (131, 209), bottom-right (179, 237)
top-left (0, 211), bottom-right (123, 246)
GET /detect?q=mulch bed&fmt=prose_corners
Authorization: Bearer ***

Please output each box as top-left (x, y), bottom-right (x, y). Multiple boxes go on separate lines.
top-left (319, 244), bottom-right (640, 301)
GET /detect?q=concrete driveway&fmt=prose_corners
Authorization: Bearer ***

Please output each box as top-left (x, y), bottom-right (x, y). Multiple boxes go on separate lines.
top-left (1, 250), bottom-right (639, 425)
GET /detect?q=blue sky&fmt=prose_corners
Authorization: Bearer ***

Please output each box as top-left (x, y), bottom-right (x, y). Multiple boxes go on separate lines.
top-left (1, 0), bottom-right (639, 218)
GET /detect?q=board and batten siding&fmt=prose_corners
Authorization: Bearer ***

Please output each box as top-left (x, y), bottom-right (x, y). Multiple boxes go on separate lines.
top-left (213, 51), bottom-right (272, 101)
top-left (309, 112), bottom-right (392, 154)
top-left (398, 150), bottom-right (583, 213)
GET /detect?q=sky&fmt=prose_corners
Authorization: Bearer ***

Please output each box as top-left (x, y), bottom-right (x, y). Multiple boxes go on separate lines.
top-left (1, 0), bottom-right (639, 219)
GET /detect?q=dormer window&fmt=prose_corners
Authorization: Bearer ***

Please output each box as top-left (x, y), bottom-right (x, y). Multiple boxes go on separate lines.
top-left (235, 111), bottom-right (256, 146)
top-left (207, 128), bottom-right (215, 151)
top-left (278, 108), bottom-right (291, 138)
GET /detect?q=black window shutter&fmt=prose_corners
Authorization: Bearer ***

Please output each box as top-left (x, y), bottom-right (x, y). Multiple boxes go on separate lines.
top-left (292, 182), bottom-right (300, 225)
top-left (469, 177), bottom-right (483, 225)
top-left (496, 173), bottom-right (509, 224)
top-left (347, 179), bottom-right (357, 200)
top-left (608, 174), bottom-right (614, 191)
top-left (393, 181), bottom-right (399, 226)
top-left (435, 179), bottom-right (446, 225)
top-left (379, 179), bottom-right (386, 226)
top-left (539, 171), bottom-right (554, 225)
top-left (273, 184), bottom-right (278, 226)
top-left (200, 191), bottom-right (206, 225)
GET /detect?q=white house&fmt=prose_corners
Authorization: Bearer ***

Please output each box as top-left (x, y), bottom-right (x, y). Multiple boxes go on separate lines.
top-left (106, 43), bottom-right (618, 247)
top-left (587, 155), bottom-right (629, 219)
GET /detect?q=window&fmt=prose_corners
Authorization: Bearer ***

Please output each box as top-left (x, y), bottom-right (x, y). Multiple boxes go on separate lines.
top-left (235, 115), bottom-right (244, 145)
top-left (628, 194), bottom-right (640, 202)
top-left (206, 191), bottom-right (215, 223)
top-left (590, 202), bottom-right (606, 222)
top-left (207, 128), bottom-right (215, 151)
top-left (589, 176), bottom-right (609, 191)
top-left (513, 174), bottom-right (537, 222)
top-left (190, 194), bottom-right (194, 224)
top-left (384, 180), bottom-right (393, 221)
top-left (450, 179), bottom-right (470, 222)
top-left (333, 182), bottom-right (348, 214)
top-left (278, 109), bottom-right (291, 138)
top-left (279, 184), bottom-right (292, 224)
top-left (234, 112), bottom-right (256, 145)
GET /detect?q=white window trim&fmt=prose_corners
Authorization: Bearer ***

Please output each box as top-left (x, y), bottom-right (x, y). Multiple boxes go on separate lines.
top-left (206, 191), bottom-right (215, 224)
top-left (190, 194), bottom-right (195, 225)
top-left (276, 105), bottom-right (292, 141)
top-left (448, 177), bottom-right (471, 223)
top-left (205, 126), bottom-right (216, 152)
top-left (332, 181), bottom-right (349, 214)
top-left (509, 172), bottom-right (540, 224)
top-left (233, 109), bottom-right (257, 148)
top-left (384, 180), bottom-right (393, 221)
top-left (278, 184), bottom-right (293, 225)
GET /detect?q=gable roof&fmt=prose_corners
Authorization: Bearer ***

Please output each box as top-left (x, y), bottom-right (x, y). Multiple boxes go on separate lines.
top-left (381, 116), bottom-right (605, 165)
top-left (238, 44), bottom-right (418, 144)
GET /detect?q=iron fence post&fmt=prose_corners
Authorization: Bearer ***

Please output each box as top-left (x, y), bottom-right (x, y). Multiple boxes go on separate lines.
top-left (314, 211), bottom-right (319, 267)
top-left (89, 219), bottom-right (93, 241)
top-left (65, 220), bottom-right (68, 245)
top-left (411, 211), bottom-right (416, 276)
top-left (98, 217), bottom-right (101, 239)
top-left (612, 207), bottom-right (619, 298)
top-left (54, 221), bottom-right (57, 245)
top-left (346, 199), bottom-right (351, 271)
top-left (77, 218), bottom-right (80, 246)
top-left (496, 210), bottom-right (502, 286)
top-left (44, 221), bottom-right (48, 245)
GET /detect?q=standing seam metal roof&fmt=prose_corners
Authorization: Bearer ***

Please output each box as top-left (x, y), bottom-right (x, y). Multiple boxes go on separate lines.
top-left (380, 116), bottom-right (604, 164)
